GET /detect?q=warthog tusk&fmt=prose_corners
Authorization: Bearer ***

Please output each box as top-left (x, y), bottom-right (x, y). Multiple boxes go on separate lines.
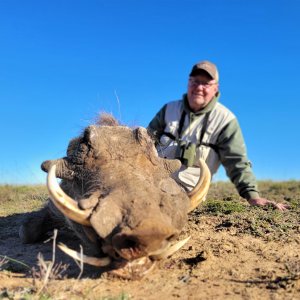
top-left (150, 236), bottom-right (191, 260)
top-left (58, 243), bottom-right (111, 267)
top-left (187, 158), bottom-right (211, 212)
top-left (47, 164), bottom-right (91, 226)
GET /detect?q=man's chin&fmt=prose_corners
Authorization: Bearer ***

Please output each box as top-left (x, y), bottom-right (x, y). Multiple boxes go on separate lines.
top-left (189, 100), bottom-right (205, 111)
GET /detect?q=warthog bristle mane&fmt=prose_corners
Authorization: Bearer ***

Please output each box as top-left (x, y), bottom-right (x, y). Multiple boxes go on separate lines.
top-left (96, 112), bottom-right (119, 127)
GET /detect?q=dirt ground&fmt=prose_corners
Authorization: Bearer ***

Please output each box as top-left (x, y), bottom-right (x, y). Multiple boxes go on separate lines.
top-left (0, 182), bottom-right (299, 300)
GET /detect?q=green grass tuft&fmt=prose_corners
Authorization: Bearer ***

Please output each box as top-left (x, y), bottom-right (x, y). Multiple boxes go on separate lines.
top-left (202, 199), bottom-right (246, 215)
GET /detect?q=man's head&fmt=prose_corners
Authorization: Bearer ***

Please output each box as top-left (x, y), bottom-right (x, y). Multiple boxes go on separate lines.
top-left (187, 60), bottom-right (219, 112)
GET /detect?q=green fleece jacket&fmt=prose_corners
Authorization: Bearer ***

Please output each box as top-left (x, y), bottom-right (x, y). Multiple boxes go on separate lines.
top-left (148, 94), bottom-right (260, 200)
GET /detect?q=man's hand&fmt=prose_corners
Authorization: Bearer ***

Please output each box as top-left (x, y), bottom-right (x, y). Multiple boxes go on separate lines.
top-left (248, 197), bottom-right (290, 211)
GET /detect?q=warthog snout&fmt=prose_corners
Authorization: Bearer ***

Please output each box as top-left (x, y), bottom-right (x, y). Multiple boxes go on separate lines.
top-left (111, 218), bottom-right (178, 261)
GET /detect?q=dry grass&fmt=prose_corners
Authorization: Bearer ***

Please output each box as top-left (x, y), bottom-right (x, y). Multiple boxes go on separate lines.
top-left (31, 230), bottom-right (69, 296)
top-left (0, 185), bottom-right (47, 216)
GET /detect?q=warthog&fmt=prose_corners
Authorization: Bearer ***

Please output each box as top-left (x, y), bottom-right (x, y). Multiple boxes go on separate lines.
top-left (19, 114), bottom-right (210, 278)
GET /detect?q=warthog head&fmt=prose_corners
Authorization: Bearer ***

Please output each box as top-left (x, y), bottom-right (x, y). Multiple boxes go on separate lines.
top-left (41, 115), bottom-right (210, 278)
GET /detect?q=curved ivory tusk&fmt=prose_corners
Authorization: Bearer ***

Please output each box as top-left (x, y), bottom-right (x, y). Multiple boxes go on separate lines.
top-left (58, 243), bottom-right (111, 267)
top-left (47, 164), bottom-right (91, 226)
top-left (150, 236), bottom-right (191, 260)
top-left (187, 158), bottom-right (211, 212)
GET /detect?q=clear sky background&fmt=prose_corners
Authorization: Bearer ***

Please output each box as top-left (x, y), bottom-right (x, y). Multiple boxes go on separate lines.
top-left (0, 0), bottom-right (299, 184)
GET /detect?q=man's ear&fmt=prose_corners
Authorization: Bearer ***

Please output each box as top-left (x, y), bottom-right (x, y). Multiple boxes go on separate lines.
top-left (214, 83), bottom-right (219, 95)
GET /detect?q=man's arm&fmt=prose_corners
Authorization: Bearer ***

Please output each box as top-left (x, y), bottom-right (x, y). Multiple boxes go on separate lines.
top-left (147, 104), bottom-right (167, 143)
top-left (216, 118), bottom-right (259, 199)
top-left (216, 119), bottom-right (289, 211)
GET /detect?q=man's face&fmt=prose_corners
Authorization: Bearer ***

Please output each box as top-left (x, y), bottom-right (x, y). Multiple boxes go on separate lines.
top-left (187, 73), bottom-right (219, 112)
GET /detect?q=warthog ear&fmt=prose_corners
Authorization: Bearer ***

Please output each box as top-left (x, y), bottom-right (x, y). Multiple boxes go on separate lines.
top-left (134, 127), bottom-right (159, 165)
top-left (134, 127), bottom-right (155, 147)
top-left (83, 125), bottom-right (99, 145)
top-left (83, 114), bottom-right (119, 146)
top-left (41, 158), bottom-right (75, 180)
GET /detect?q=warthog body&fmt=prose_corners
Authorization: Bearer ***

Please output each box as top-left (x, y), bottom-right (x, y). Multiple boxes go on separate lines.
top-left (20, 115), bottom-right (210, 278)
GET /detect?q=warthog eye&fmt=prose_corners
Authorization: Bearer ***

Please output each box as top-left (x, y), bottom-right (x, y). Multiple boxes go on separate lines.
top-left (166, 234), bottom-right (176, 241)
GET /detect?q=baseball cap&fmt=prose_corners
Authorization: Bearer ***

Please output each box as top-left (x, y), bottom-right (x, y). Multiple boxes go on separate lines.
top-left (189, 60), bottom-right (219, 82)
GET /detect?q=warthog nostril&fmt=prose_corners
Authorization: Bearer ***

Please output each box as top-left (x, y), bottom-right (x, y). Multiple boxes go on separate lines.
top-left (113, 234), bottom-right (138, 251)
top-left (112, 234), bottom-right (143, 260)
top-left (121, 237), bottom-right (138, 250)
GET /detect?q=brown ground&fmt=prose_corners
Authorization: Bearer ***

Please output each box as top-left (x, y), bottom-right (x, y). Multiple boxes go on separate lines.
top-left (0, 182), bottom-right (299, 300)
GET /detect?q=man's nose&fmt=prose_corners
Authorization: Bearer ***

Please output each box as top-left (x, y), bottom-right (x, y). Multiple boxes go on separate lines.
top-left (195, 84), bottom-right (205, 90)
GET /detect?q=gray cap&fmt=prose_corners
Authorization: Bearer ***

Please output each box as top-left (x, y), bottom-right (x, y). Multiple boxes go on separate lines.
top-left (189, 60), bottom-right (219, 82)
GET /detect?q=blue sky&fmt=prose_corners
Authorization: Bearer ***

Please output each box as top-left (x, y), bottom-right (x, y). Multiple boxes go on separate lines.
top-left (0, 0), bottom-right (299, 184)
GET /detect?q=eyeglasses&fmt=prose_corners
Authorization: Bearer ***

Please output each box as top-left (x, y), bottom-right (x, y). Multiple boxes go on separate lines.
top-left (188, 79), bottom-right (217, 89)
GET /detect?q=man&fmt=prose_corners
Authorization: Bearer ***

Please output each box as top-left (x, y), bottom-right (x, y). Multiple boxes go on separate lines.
top-left (148, 60), bottom-right (288, 210)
